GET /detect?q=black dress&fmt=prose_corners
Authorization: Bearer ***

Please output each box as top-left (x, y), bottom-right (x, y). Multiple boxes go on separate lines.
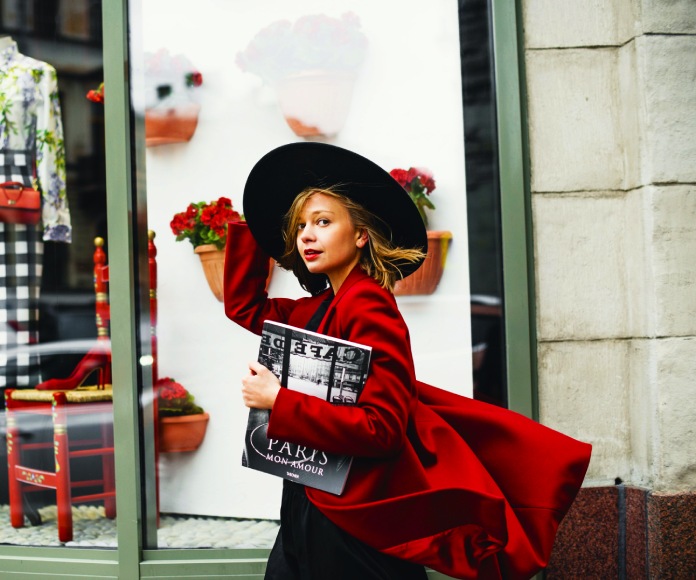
top-left (265, 481), bottom-right (428, 580)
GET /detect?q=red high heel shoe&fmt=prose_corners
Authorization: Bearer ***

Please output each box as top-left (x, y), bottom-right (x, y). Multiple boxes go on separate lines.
top-left (35, 346), bottom-right (112, 391)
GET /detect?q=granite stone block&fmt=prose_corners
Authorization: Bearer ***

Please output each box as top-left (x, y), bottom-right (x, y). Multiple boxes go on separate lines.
top-left (647, 492), bottom-right (696, 578)
top-left (625, 486), bottom-right (648, 579)
top-left (546, 487), bottom-right (619, 578)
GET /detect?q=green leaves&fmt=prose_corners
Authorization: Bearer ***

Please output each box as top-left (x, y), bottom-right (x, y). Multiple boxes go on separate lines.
top-left (409, 188), bottom-right (436, 229)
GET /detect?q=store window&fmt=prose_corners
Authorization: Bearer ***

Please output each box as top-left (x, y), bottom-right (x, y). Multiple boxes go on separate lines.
top-left (0, 0), bottom-right (112, 548)
top-left (129, 0), bottom-right (477, 549)
top-left (0, 0), bottom-right (522, 563)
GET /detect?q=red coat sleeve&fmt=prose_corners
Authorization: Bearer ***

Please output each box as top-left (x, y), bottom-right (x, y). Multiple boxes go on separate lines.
top-left (223, 221), bottom-right (302, 334)
top-left (268, 276), bottom-right (417, 458)
top-left (225, 241), bottom-right (592, 579)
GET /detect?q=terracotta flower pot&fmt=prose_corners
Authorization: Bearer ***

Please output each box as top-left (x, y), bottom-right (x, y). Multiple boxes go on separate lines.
top-left (159, 412), bottom-right (210, 453)
top-left (194, 244), bottom-right (227, 302)
top-left (195, 244), bottom-right (274, 302)
top-left (276, 71), bottom-right (357, 138)
top-left (393, 230), bottom-right (453, 296)
top-left (145, 103), bottom-right (200, 147)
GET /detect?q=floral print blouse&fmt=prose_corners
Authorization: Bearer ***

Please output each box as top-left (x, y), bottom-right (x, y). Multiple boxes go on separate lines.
top-left (0, 40), bottom-right (71, 242)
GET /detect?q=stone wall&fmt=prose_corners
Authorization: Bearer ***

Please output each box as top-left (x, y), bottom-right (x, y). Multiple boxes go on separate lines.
top-left (523, 0), bottom-right (696, 490)
top-left (521, 0), bottom-right (695, 574)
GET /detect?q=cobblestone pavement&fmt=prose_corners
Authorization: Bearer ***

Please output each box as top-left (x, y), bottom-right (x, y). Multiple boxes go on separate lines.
top-left (0, 504), bottom-right (279, 548)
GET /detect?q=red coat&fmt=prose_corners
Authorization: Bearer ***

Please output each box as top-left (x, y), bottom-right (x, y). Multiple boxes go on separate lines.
top-left (224, 223), bottom-right (591, 579)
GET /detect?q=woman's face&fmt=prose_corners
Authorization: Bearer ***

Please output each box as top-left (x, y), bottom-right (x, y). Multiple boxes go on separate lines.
top-left (296, 193), bottom-right (366, 292)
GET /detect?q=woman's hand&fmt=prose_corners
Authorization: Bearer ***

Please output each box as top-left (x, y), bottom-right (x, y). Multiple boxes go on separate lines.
top-left (241, 361), bottom-right (282, 409)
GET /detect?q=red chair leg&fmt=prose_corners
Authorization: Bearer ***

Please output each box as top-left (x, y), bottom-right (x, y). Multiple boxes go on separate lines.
top-left (52, 393), bottom-right (73, 542)
top-left (5, 401), bottom-right (25, 529)
top-left (102, 420), bottom-right (116, 518)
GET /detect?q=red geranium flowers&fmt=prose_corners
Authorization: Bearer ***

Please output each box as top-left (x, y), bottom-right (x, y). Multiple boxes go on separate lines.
top-left (86, 83), bottom-right (105, 104)
top-left (156, 377), bottom-right (204, 417)
top-left (170, 197), bottom-right (243, 250)
top-left (389, 167), bottom-right (437, 228)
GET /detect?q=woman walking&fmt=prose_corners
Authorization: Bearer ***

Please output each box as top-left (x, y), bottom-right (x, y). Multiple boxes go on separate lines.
top-left (224, 142), bottom-right (591, 579)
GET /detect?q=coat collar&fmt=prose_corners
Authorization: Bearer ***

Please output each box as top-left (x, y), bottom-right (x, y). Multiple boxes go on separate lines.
top-left (334, 265), bottom-right (373, 300)
top-left (315, 266), bottom-right (375, 334)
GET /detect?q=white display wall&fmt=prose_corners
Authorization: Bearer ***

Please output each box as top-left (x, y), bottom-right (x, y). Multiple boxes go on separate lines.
top-left (137, 0), bottom-right (471, 519)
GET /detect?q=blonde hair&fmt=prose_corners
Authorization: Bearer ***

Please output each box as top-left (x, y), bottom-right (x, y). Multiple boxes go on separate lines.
top-left (279, 186), bottom-right (426, 293)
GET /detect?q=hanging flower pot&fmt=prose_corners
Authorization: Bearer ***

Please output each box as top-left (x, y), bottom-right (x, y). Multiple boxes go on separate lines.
top-left (276, 71), bottom-right (357, 138)
top-left (160, 413), bottom-right (210, 452)
top-left (387, 167), bottom-right (451, 295)
top-left (144, 49), bottom-right (203, 147)
top-left (394, 230), bottom-right (453, 296)
top-left (236, 13), bottom-right (368, 138)
top-left (170, 198), bottom-right (250, 302)
top-left (89, 51), bottom-right (205, 146)
top-left (145, 103), bottom-right (201, 147)
top-left (194, 244), bottom-right (226, 301)
top-left (156, 377), bottom-right (209, 453)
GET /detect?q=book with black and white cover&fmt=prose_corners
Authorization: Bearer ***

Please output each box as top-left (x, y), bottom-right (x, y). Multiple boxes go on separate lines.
top-left (242, 320), bottom-right (372, 495)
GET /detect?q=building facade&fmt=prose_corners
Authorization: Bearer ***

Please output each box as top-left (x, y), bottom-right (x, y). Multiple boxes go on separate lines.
top-left (524, 0), bottom-right (696, 576)
top-left (0, 0), bottom-right (693, 577)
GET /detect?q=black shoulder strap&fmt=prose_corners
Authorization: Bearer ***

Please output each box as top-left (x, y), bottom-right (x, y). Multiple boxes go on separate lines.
top-left (305, 294), bottom-right (333, 332)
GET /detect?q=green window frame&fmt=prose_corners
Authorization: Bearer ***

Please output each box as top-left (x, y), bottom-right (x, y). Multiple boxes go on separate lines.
top-left (492, 0), bottom-right (537, 418)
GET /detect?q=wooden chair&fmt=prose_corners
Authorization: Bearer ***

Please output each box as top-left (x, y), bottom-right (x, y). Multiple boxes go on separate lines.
top-left (5, 231), bottom-right (158, 542)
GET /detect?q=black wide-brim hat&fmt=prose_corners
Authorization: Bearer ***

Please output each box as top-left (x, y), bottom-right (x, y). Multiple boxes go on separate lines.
top-left (243, 142), bottom-right (427, 278)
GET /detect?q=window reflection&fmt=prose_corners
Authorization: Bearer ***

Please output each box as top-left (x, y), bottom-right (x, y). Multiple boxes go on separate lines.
top-left (460, 0), bottom-right (507, 408)
top-left (133, 0), bottom-right (478, 549)
top-left (0, 0), bottom-right (509, 552)
top-left (0, 0), bottom-right (111, 547)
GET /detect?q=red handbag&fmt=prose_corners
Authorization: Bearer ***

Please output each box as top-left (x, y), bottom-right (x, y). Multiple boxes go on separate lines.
top-left (0, 181), bottom-right (41, 225)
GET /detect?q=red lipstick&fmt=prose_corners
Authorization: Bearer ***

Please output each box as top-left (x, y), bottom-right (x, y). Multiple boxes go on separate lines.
top-left (304, 249), bottom-right (320, 261)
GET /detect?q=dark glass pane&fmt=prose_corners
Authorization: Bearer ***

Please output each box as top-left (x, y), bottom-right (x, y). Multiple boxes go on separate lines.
top-left (459, 0), bottom-right (507, 408)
